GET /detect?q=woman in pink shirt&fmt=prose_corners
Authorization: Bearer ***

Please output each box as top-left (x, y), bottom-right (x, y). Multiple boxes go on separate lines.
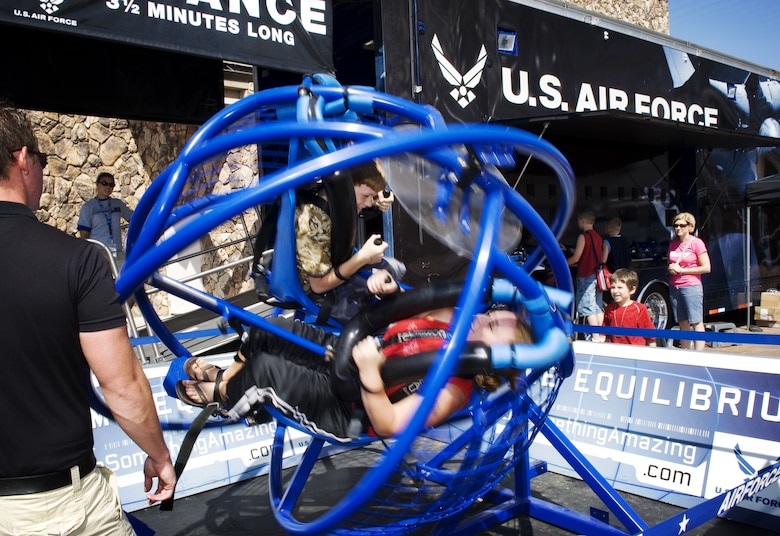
top-left (666, 212), bottom-right (711, 350)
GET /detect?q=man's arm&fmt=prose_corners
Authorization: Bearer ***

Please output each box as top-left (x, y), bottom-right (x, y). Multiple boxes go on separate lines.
top-left (567, 234), bottom-right (585, 266)
top-left (76, 203), bottom-right (92, 239)
top-left (81, 326), bottom-right (176, 504)
top-left (121, 201), bottom-right (134, 222)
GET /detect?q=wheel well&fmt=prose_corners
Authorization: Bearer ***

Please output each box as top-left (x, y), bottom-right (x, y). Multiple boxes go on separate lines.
top-left (637, 280), bottom-right (674, 329)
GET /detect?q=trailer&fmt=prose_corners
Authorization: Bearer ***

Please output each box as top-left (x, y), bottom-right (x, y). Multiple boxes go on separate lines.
top-left (377, 0), bottom-right (780, 329)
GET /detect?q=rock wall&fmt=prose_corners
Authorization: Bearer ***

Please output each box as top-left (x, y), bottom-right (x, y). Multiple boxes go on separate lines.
top-left (27, 110), bottom-right (258, 317)
top-left (30, 112), bottom-right (194, 234)
top-left (565, 0), bottom-right (669, 33)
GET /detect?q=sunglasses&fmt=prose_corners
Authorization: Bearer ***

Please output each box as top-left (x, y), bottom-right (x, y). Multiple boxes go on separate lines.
top-left (10, 147), bottom-right (47, 168)
top-left (673, 223), bottom-right (688, 228)
top-left (98, 180), bottom-right (116, 187)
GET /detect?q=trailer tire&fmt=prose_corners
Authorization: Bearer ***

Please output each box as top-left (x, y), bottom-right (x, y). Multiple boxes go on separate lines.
top-left (641, 283), bottom-right (673, 347)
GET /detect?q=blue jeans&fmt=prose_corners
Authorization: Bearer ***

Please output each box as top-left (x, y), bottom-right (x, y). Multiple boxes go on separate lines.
top-left (576, 275), bottom-right (603, 317)
top-left (670, 284), bottom-right (704, 324)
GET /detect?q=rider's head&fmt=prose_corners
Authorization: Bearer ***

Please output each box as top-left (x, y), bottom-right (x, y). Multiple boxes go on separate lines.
top-left (350, 159), bottom-right (386, 211)
top-left (468, 309), bottom-right (532, 392)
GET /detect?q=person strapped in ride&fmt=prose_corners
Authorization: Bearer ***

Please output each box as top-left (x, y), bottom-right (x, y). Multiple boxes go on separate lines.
top-left (176, 272), bottom-right (530, 443)
top-left (294, 159), bottom-right (405, 324)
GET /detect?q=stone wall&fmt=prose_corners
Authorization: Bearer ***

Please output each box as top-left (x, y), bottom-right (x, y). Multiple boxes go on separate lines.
top-left (564, 0), bottom-right (669, 33)
top-left (30, 112), bottom-right (195, 234)
top-left (27, 110), bottom-right (259, 318)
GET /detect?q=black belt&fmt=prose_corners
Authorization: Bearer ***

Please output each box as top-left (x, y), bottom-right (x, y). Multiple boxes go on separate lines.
top-left (0, 455), bottom-right (97, 496)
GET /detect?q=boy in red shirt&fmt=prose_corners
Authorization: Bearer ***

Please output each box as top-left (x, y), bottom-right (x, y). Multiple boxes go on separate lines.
top-left (603, 269), bottom-right (657, 346)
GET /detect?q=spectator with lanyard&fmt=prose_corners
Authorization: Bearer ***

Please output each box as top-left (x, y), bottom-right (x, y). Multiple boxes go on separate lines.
top-left (176, 270), bottom-right (531, 441)
top-left (77, 172), bottom-right (134, 268)
top-left (667, 212), bottom-right (711, 350)
top-left (566, 209), bottom-right (605, 342)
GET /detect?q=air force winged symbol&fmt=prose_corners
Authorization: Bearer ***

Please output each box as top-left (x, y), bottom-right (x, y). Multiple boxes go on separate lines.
top-left (41, 0), bottom-right (64, 15)
top-left (431, 34), bottom-right (487, 108)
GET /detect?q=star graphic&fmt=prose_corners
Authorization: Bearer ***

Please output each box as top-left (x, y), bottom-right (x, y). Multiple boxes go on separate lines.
top-left (678, 513), bottom-right (690, 534)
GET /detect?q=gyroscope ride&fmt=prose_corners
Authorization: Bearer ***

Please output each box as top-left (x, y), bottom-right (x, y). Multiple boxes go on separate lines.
top-left (110, 74), bottom-right (777, 535)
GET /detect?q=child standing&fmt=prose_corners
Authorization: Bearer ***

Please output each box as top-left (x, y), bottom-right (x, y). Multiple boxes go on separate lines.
top-left (603, 268), bottom-right (657, 346)
top-left (602, 217), bottom-right (631, 273)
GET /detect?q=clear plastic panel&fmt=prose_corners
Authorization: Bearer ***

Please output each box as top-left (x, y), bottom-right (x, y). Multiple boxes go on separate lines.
top-left (384, 150), bottom-right (523, 258)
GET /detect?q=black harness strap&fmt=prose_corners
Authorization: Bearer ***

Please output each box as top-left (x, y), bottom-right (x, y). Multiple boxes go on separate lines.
top-left (321, 171), bottom-right (357, 268)
top-left (387, 380), bottom-right (422, 404)
top-left (251, 201), bottom-right (280, 273)
top-left (315, 292), bottom-right (336, 326)
top-left (381, 328), bottom-right (450, 348)
top-left (159, 402), bottom-right (222, 511)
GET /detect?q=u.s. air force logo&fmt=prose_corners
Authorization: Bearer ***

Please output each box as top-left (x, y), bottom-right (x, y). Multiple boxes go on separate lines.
top-left (431, 34), bottom-right (487, 109)
top-left (41, 0), bottom-right (64, 15)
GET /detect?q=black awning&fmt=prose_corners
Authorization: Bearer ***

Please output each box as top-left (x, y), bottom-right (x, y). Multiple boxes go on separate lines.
top-left (497, 110), bottom-right (780, 175)
top-left (507, 110), bottom-right (780, 151)
top-left (0, 24), bottom-right (224, 123)
top-left (746, 173), bottom-right (780, 207)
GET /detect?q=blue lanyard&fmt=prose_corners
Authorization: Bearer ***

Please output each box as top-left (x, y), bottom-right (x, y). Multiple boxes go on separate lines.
top-left (99, 198), bottom-right (114, 242)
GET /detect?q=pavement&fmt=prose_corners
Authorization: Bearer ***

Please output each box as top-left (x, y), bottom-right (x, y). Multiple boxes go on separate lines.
top-left (704, 321), bottom-right (780, 357)
top-left (131, 454), bottom-right (778, 535)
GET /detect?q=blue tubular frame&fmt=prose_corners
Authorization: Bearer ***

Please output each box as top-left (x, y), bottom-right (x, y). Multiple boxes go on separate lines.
top-left (269, 185), bottom-right (504, 535)
top-left (125, 82), bottom-right (444, 259)
top-left (115, 74), bottom-right (582, 529)
top-left (124, 84), bottom-right (433, 269)
top-left (266, 144), bottom-right (575, 533)
top-left (117, 122), bottom-right (577, 369)
top-left (119, 78), bottom-right (748, 535)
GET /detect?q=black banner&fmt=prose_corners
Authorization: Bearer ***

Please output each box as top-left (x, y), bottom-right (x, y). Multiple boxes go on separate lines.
top-left (403, 0), bottom-right (779, 140)
top-left (381, 0), bottom-right (780, 294)
top-left (0, 0), bottom-right (334, 73)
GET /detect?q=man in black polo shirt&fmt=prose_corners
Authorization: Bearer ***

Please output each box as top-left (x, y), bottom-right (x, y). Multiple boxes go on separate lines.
top-left (0, 104), bottom-right (175, 533)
